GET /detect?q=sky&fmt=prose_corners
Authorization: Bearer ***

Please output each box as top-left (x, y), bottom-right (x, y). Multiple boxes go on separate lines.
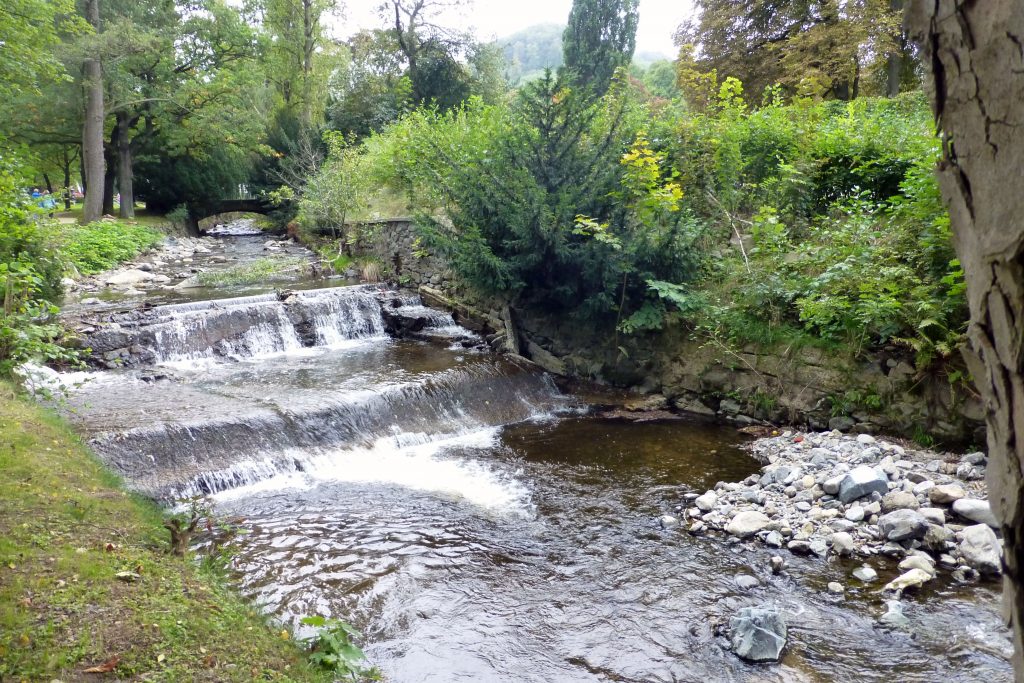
top-left (335, 0), bottom-right (695, 59)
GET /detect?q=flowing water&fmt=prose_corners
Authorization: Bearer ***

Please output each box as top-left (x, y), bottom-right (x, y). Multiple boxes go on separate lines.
top-left (58, 229), bottom-right (1013, 682)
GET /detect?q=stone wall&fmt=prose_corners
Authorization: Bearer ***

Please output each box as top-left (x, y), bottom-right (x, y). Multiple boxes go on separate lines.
top-left (349, 219), bottom-right (986, 445)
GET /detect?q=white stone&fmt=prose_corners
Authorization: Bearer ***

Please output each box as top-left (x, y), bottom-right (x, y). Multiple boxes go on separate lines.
top-left (694, 490), bottom-right (718, 513)
top-left (726, 511), bottom-right (771, 539)
top-left (952, 498), bottom-right (998, 528)
top-left (883, 568), bottom-right (932, 592)
top-left (959, 524), bottom-right (1002, 575)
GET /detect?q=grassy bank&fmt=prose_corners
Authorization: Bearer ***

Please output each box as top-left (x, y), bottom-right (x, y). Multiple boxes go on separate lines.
top-left (0, 384), bottom-right (331, 682)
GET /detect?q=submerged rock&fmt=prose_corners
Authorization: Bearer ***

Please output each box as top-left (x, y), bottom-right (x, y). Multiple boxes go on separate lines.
top-left (853, 565), bottom-right (878, 583)
top-left (729, 607), bottom-right (787, 662)
top-left (879, 600), bottom-right (910, 628)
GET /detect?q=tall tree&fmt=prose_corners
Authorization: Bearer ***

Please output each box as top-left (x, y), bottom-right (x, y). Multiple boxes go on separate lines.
top-left (262, 0), bottom-right (340, 128)
top-left (562, 0), bottom-right (639, 95)
top-left (907, 0), bottom-right (1024, 675)
top-left (81, 0), bottom-right (105, 223)
top-left (678, 0), bottom-right (912, 101)
top-left (379, 0), bottom-right (478, 107)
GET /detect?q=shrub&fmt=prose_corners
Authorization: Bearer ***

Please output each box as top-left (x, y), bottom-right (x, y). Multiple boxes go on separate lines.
top-left (59, 219), bottom-right (164, 275)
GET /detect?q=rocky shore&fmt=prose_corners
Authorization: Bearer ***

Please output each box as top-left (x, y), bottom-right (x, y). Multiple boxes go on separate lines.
top-left (676, 430), bottom-right (1002, 595)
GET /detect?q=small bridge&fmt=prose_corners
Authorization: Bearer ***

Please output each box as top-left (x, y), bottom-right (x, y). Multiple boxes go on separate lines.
top-left (185, 197), bottom-right (276, 235)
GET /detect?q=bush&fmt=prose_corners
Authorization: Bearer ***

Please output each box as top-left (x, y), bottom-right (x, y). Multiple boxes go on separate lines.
top-left (58, 219), bottom-right (164, 275)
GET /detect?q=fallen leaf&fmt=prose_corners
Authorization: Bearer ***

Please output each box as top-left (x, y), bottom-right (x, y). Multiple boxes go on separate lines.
top-left (83, 655), bottom-right (121, 673)
top-left (157, 653), bottom-right (165, 663)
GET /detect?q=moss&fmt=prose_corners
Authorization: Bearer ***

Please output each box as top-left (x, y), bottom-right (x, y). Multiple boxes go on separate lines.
top-left (0, 383), bottom-right (331, 682)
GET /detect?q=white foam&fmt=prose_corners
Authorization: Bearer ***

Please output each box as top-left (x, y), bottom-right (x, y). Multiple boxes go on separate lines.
top-left (210, 428), bottom-right (533, 516)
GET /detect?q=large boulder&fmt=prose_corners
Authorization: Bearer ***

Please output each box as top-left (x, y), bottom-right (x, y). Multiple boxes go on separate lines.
top-left (726, 511), bottom-right (770, 539)
top-left (838, 465), bottom-right (889, 504)
top-left (877, 509), bottom-right (929, 542)
top-left (959, 524), bottom-right (1002, 575)
top-left (952, 498), bottom-right (998, 528)
top-left (730, 607), bottom-right (787, 662)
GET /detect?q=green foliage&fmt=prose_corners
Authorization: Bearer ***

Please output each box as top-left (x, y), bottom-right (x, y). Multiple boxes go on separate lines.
top-left (0, 262), bottom-right (79, 379)
top-left (196, 257), bottom-right (307, 286)
top-left (562, 0), bottom-right (639, 95)
top-left (0, 0), bottom-right (87, 99)
top-left (0, 155), bottom-right (78, 379)
top-left (300, 616), bottom-right (381, 681)
top-left (58, 220), bottom-right (163, 275)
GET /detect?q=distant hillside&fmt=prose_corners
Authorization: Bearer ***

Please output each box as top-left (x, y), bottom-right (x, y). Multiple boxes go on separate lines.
top-left (496, 24), bottom-right (673, 85)
top-left (498, 23), bottom-right (564, 84)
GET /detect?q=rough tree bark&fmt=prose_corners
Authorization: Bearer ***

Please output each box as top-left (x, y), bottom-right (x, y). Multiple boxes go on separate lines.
top-left (81, 0), bottom-right (105, 224)
top-left (887, 0), bottom-right (906, 97)
top-left (116, 112), bottom-right (134, 219)
top-left (908, 1), bottom-right (1024, 676)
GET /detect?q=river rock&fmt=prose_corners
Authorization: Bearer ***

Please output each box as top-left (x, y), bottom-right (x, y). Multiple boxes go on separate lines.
top-left (106, 269), bottom-right (154, 285)
top-left (770, 556), bottom-right (785, 574)
top-left (919, 507), bottom-right (945, 525)
top-left (838, 466), bottom-right (889, 504)
top-left (695, 490), bottom-right (718, 512)
top-left (827, 581), bottom-right (845, 594)
top-left (823, 474), bottom-right (846, 495)
top-left (929, 484), bottom-right (966, 505)
top-left (952, 498), bottom-right (998, 528)
top-left (922, 523), bottom-right (953, 551)
top-left (845, 506), bottom-right (865, 522)
top-left (853, 565), bottom-right (878, 583)
top-left (878, 509), bottom-right (929, 542)
top-left (659, 515), bottom-right (680, 529)
top-left (883, 568), bottom-right (932, 592)
top-left (729, 607), bottom-right (787, 662)
top-left (899, 555), bottom-right (937, 577)
top-left (881, 491), bottom-right (920, 512)
top-left (831, 532), bottom-right (855, 556)
top-left (726, 511), bottom-right (770, 538)
top-left (959, 524), bottom-right (1002, 575)
top-left (765, 530), bottom-right (784, 548)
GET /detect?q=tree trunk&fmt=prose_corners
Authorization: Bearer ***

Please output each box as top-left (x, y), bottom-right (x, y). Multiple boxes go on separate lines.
top-left (117, 112), bottom-right (134, 218)
top-left (61, 146), bottom-right (73, 211)
top-left (102, 136), bottom-right (116, 216)
top-left (887, 0), bottom-right (905, 97)
top-left (81, 0), bottom-right (105, 224)
top-left (301, 0), bottom-right (315, 128)
top-left (908, 0), bottom-right (1024, 676)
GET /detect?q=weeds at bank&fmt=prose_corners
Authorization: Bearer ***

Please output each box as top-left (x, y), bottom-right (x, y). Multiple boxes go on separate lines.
top-left (197, 256), bottom-right (308, 287)
top-left (54, 218), bottom-right (165, 275)
top-left (0, 384), bottom-right (334, 682)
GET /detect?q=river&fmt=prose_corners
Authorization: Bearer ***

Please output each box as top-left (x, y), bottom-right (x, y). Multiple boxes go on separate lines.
top-left (56, 224), bottom-right (1013, 682)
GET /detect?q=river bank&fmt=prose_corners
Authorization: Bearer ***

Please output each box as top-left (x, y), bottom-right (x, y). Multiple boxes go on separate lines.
top-left (681, 430), bottom-right (1001, 593)
top-left (0, 383), bottom-right (332, 681)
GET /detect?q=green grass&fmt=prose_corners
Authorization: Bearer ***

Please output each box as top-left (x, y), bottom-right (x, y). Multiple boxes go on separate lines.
top-left (0, 384), bottom-right (333, 682)
top-left (196, 257), bottom-right (308, 287)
